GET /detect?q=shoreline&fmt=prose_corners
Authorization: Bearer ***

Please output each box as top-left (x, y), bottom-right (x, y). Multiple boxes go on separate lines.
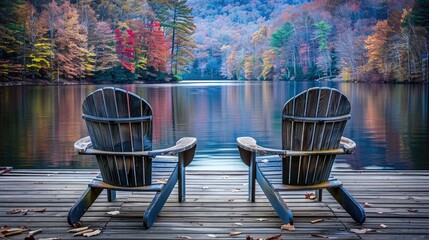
top-left (0, 78), bottom-right (90, 87)
top-left (1, 78), bottom-right (428, 87)
top-left (0, 78), bottom-right (150, 87)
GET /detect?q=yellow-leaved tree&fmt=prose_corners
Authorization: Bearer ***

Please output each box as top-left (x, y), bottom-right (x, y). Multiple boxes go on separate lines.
top-left (261, 50), bottom-right (275, 80)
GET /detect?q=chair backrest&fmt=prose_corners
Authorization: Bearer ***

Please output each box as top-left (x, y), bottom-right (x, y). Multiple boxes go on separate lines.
top-left (281, 87), bottom-right (351, 185)
top-left (82, 87), bottom-right (153, 187)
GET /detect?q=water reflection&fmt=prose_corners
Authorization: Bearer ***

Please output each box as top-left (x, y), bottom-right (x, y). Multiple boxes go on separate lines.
top-left (0, 82), bottom-right (427, 170)
top-left (343, 83), bottom-right (429, 170)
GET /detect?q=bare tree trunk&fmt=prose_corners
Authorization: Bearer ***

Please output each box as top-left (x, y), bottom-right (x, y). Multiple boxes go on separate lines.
top-left (57, 60), bottom-right (59, 83)
top-left (293, 47), bottom-right (297, 78)
top-left (50, 23), bottom-right (54, 81)
top-left (422, 41), bottom-right (429, 83)
top-left (170, 4), bottom-right (177, 75)
top-left (175, 43), bottom-right (179, 75)
top-left (30, 8), bottom-right (36, 79)
top-left (405, 31), bottom-right (411, 82)
top-left (22, 29), bottom-right (27, 81)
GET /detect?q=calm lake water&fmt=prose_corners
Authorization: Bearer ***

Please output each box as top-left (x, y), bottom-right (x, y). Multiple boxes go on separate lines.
top-left (0, 81), bottom-right (428, 170)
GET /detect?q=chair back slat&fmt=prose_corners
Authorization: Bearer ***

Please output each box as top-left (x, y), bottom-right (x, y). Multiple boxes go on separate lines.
top-left (282, 87), bottom-right (351, 185)
top-left (82, 87), bottom-right (153, 187)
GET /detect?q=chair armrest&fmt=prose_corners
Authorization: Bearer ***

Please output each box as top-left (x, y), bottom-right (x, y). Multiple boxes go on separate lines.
top-left (148, 137), bottom-right (197, 166)
top-left (74, 136), bottom-right (93, 153)
top-left (74, 136), bottom-right (197, 162)
top-left (237, 136), bottom-right (356, 157)
top-left (148, 137), bottom-right (197, 156)
top-left (339, 136), bottom-right (356, 153)
top-left (237, 137), bottom-right (287, 155)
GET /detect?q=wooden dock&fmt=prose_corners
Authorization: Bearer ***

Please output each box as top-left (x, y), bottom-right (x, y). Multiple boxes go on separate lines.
top-left (1, 169), bottom-right (429, 239)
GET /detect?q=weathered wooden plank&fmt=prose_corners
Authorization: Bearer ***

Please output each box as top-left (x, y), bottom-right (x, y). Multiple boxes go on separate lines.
top-left (1, 169), bottom-right (429, 239)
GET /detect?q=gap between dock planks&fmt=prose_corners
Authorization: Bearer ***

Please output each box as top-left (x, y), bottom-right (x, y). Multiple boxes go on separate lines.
top-left (1, 169), bottom-right (429, 239)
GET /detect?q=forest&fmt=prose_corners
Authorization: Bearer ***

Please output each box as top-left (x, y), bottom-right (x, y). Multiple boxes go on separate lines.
top-left (0, 0), bottom-right (428, 83)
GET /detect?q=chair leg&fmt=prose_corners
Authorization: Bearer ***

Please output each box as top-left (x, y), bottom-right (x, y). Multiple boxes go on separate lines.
top-left (327, 186), bottom-right (366, 224)
top-left (249, 153), bottom-right (256, 202)
top-left (107, 190), bottom-right (116, 202)
top-left (143, 165), bottom-right (179, 228)
top-left (256, 166), bottom-right (293, 225)
top-left (67, 186), bottom-right (103, 225)
top-left (178, 156), bottom-right (186, 202)
top-left (316, 189), bottom-right (323, 201)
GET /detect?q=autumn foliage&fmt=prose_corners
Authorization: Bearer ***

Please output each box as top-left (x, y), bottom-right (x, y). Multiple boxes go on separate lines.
top-left (0, 0), bottom-right (428, 83)
top-left (115, 28), bottom-right (135, 73)
top-left (145, 22), bottom-right (170, 72)
top-left (0, 0), bottom-right (179, 83)
top-left (187, 0), bottom-right (427, 82)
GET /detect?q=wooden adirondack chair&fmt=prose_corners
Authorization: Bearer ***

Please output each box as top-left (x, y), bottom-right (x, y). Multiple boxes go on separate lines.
top-left (237, 87), bottom-right (365, 225)
top-left (68, 87), bottom-right (197, 228)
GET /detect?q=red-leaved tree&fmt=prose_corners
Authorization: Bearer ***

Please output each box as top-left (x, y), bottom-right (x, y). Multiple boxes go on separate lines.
top-left (115, 28), bottom-right (135, 73)
top-left (145, 22), bottom-right (169, 72)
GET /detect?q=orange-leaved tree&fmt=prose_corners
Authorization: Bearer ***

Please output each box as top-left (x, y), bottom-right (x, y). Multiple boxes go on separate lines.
top-left (365, 20), bottom-right (396, 81)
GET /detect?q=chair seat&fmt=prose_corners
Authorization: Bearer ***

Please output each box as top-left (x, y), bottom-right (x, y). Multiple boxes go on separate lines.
top-left (89, 180), bottom-right (164, 191)
top-left (89, 156), bottom-right (179, 192)
top-left (256, 155), bottom-right (342, 191)
top-left (272, 179), bottom-right (342, 191)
